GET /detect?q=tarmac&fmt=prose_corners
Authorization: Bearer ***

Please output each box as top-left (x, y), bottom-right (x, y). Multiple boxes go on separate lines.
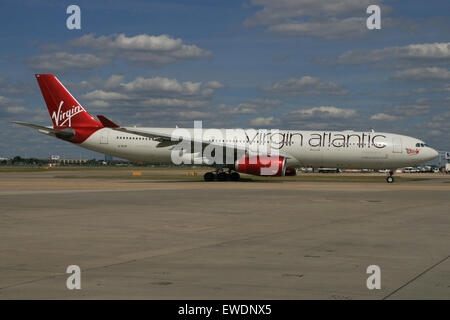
top-left (0, 169), bottom-right (449, 299)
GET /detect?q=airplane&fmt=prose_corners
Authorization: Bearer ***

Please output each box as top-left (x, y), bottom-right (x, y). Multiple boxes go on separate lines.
top-left (13, 74), bottom-right (439, 183)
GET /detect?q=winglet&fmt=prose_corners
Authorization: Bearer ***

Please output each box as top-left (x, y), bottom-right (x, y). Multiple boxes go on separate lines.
top-left (97, 115), bottom-right (120, 128)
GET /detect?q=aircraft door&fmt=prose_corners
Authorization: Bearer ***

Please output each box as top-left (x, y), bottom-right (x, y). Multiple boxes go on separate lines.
top-left (392, 137), bottom-right (402, 153)
top-left (100, 133), bottom-right (108, 144)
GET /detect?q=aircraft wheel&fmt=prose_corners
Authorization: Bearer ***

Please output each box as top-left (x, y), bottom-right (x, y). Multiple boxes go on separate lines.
top-left (204, 172), bottom-right (215, 181)
top-left (230, 172), bottom-right (240, 181)
top-left (217, 172), bottom-right (229, 181)
top-left (386, 176), bottom-right (394, 183)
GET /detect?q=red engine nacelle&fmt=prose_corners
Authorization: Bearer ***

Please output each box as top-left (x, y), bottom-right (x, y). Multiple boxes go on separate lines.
top-left (235, 156), bottom-right (287, 176)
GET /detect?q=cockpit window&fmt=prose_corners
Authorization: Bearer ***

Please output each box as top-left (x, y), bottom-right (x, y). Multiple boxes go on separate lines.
top-left (416, 142), bottom-right (428, 148)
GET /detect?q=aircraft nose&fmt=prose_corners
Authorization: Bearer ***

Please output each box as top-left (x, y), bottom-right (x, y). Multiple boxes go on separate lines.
top-left (431, 148), bottom-right (439, 159)
top-left (426, 148), bottom-right (439, 161)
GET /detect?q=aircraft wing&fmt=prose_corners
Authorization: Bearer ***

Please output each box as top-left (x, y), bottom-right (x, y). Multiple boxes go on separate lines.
top-left (114, 127), bottom-right (180, 144)
top-left (114, 126), bottom-right (237, 151)
top-left (113, 126), bottom-right (293, 159)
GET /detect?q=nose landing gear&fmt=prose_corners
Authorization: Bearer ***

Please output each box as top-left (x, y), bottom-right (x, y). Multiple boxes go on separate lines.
top-left (386, 170), bottom-right (395, 183)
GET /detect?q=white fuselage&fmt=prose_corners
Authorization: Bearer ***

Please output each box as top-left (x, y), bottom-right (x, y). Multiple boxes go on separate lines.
top-left (78, 128), bottom-right (438, 169)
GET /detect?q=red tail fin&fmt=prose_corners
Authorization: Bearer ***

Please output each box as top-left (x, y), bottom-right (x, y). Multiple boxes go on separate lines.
top-left (35, 74), bottom-right (102, 129)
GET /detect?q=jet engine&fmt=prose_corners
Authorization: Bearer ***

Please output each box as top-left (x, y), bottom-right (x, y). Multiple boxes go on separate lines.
top-left (234, 156), bottom-right (287, 176)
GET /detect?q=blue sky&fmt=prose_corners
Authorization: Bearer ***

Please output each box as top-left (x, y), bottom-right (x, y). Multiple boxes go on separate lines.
top-left (0, 0), bottom-right (449, 158)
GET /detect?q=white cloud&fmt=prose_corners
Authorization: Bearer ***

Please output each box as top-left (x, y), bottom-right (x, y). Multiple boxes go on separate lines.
top-left (267, 18), bottom-right (368, 40)
top-left (88, 100), bottom-right (111, 108)
top-left (391, 67), bottom-right (450, 81)
top-left (245, 0), bottom-right (384, 25)
top-left (394, 105), bottom-right (431, 116)
top-left (369, 105), bottom-right (431, 122)
top-left (250, 116), bottom-right (278, 126)
top-left (5, 106), bottom-right (27, 114)
top-left (204, 81), bottom-right (226, 89)
top-left (263, 76), bottom-right (348, 96)
top-left (27, 52), bottom-right (108, 71)
top-left (82, 90), bottom-right (129, 100)
top-left (177, 111), bottom-right (213, 119)
top-left (29, 33), bottom-right (211, 72)
top-left (122, 77), bottom-right (205, 96)
top-left (289, 106), bottom-right (356, 119)
top-left (140, 98), bottom-right (207, 108)
top-left (69, 33), bottom-right (211, 64)
top-left (71, 34), bottom-right (183, 51)
top-left (0, 95), bottom-right (30, 117)
top-left (427, 130), bottom-right (442, 137)
top-left (104, 75), bottom-right (125, 89)
top-left (370, 113), bottom-right (401, 121)
top-left (336, 42), bottom-right (450, 65)
top-left (0, 95), bottom-right (10, 105)
top-left (432, 111), bottom-right (450, 122)
top-left (79, 76), bottom-right (225, 111)
top-left (244, 0), bottom-right (388, 39)
top-left (223, 98), bottom-right (281, 114)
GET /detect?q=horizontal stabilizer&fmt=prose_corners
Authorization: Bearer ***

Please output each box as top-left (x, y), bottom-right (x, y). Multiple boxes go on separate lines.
top-left (12, 121), bottom-right (75, 139)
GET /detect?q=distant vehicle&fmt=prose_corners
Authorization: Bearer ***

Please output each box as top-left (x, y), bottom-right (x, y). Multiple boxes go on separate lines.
top-left (427, 165), bottom-right (439, 173)
top-left (317, 168), bottom-right (340, 173)
top-left (446, 163), bottom-right (450, 174)
top-left (403, 167), bottom-right (420, 173)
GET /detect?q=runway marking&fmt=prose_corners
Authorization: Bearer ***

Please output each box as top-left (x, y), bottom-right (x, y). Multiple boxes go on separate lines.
top-left (382, 255), bottom-right (449, 300)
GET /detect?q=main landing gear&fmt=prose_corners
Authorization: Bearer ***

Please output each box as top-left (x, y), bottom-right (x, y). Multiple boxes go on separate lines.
top-left (203, 172), bottom-right (215, 181)
top-left (386, 170), bottom-right (395, 183)
top-left (204, 169), bottom-right (240, 181)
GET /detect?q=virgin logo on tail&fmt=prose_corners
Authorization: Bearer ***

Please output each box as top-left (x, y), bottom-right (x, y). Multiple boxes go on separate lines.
top-left (52, 101), bottom-right (85, 127)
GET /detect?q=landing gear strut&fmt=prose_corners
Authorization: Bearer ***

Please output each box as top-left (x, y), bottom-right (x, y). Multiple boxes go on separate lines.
top-left (386, 170), bottom-right (395, 183)
top-left (217, 172), bottom-right (228, 181)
